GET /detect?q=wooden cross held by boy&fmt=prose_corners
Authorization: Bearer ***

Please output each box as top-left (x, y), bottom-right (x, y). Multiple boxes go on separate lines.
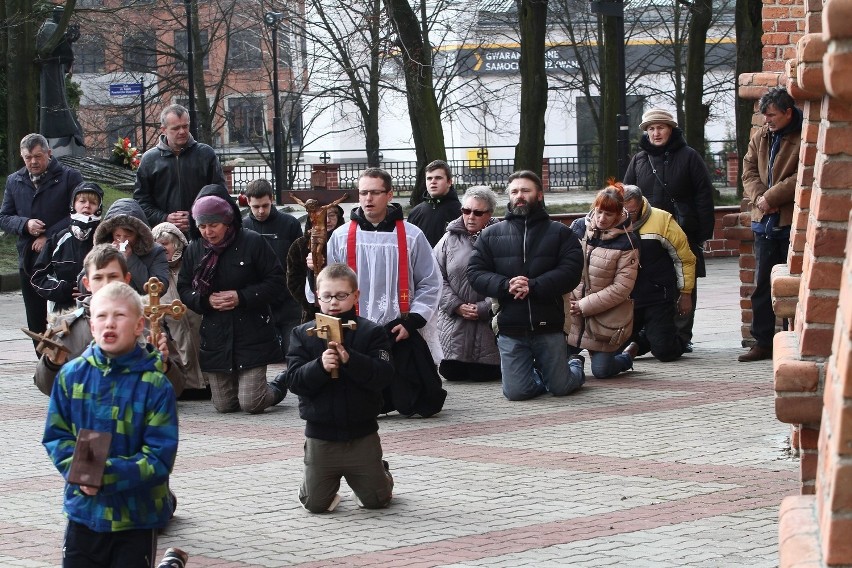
top-left (143, 277), bottom-right (187, 342)
top-left (21, 319), bottom-right (72, 363)
top-left (306, 313), bottom-right (357, 379)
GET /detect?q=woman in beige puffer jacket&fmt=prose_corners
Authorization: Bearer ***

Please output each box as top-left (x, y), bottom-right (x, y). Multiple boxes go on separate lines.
top-left (565, 185), bottom-right (639, 378)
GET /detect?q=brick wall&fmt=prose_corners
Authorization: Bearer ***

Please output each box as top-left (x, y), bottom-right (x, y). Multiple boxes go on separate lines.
top-left (754, 0), bottom-right (852, 565)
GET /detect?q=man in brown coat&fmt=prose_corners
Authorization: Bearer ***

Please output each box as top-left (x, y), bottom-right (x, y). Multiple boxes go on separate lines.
top-left (739, 87), bottom-right (802, 362)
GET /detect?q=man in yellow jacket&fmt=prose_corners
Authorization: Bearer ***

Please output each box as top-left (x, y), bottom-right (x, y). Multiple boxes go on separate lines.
top-left (622, 185), bottom-right (696, 362)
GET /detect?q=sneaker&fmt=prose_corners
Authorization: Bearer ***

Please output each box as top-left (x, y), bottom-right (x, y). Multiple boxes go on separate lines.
top-left (568, 354), bottom-right (586, 367)
top-left (738, 345), bottom-right (772, 362)
top-left (156, 547), bottom-right (188, 568)
top-left (326, 493), bottom-right (341, 512)
top-left (268, 371), bottom-right (288, 406)
top-left (169, 489), bottom-right (177, 519)
top-left (683, 342), bottom-right (694, 353)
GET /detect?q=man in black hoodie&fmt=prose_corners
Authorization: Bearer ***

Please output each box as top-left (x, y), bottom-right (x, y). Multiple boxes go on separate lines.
top-left (242, 178), bottom-right (302, 353)
top-left (406, 160), bottom-right (462, 247)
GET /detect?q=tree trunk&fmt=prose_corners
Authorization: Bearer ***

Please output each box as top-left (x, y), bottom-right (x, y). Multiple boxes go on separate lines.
top-left (735, 0), bottom-right (762, 197)
top-left (190, 0), bottom-right (213, 145)
top-left (5, 0), bottom-right (39, 169)
top-left (685, 0), bottom-right (712, 154)
top-left (366, 0), bottom-right (381, 167)
top-left (600, 13), bottom-right (618, 180)
top-left (384, 0), bottom-right (446, 204)
top-left (0, 1), bottom-right (7, 172)
top-left (514, 0), bottom-right (548, 177)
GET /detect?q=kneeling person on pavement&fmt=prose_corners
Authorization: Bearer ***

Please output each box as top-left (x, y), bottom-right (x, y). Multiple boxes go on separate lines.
top-left (285, 264), bottom-right (395, 513)
top-left (467, 170), bottom-right (585, 401)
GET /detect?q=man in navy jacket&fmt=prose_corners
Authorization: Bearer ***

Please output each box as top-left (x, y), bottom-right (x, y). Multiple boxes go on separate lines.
top-left (0, 134), bottom-right (83, 344)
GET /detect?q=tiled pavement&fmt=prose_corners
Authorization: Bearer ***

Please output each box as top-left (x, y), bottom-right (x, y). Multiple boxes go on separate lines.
top-left (0, 256), bottom-right (798, 567)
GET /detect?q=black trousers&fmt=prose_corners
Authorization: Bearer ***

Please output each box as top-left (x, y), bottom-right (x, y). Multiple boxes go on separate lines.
top-left (20, 267), bottom-right (47, 351)
top-left (63, 521), bottom-right (157, 568)
top-left (632, 300), bottom-right (685, 362)
top-left (673, 281), bottom-right (697, 345)
top-left (750, 233), bottom-right (790, 348)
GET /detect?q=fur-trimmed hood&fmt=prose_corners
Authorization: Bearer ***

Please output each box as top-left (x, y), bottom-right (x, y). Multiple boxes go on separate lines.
top-left (94, 198), bottom-right (155, 256)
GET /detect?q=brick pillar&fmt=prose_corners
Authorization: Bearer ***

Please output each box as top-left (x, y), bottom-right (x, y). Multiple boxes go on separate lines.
top-left (816, 211), bottom-right (852, 566)
top-left (735, 74), bottom-right (785, 346)
top-left (724, 206), bottom-right (757, 345)
top-left (311, 164), bottom-right (340, 190)
top-left (777, 0), bottom-right (852, 565)
top-left (222, 165), bottom-right (234, 193)
top-left (726, 152), bottom-right (739, 187)
top-left (541, 158), bottom-right (550, 192)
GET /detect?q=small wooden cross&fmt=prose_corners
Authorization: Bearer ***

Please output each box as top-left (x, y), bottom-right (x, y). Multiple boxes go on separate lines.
top-left (22, 318), bottom-right (72, 364)
top-left (306, 313), bottom-right (357, 379)
top-left (143, 277), bottom-right (186, 343)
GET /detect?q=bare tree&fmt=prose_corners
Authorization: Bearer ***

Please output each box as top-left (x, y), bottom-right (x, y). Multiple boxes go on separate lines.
top-left (514, 0), bottom-right (548, 176)
top-left (547, 0), bottom-right (736, 182)
top-left (735, 0), bottom-right (761, 196)
top-left (383, 0), bottom-right (447, 198)
top-left (292, 0), bottom-right (393, 166)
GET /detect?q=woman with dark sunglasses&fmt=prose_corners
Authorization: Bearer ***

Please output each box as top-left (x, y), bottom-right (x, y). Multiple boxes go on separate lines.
top-left (432, 186), bottom-right (502, 381)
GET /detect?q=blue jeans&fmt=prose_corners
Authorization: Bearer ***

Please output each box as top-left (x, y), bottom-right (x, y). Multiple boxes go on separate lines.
top-left (497, 332), bottom-right (584, 400)
top-left (568, 346), bottom-right (633, 379)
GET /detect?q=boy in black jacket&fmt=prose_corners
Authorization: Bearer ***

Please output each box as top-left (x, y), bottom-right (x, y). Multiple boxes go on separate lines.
top-left (285, 263), bottom-right (395, 513)
top-left (241, 178), bottom-right (302, 354)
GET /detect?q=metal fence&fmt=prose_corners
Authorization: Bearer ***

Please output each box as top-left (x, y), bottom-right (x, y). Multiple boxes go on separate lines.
top-left (222, 142), bottom-right (734, 193)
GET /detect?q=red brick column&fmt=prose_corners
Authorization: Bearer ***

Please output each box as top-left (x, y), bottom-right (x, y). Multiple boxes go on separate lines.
top-left (222, 165), bottom-right (235, 193)
top-left (735, 73), bottom-right (786, 346)
top-left (311, 164), bottom-right (340, 190)
top-left (777, 0), bottom-right (852, 565)
top-left (726, 152), bottom-right (739, 187)
top-left (541, 158), bottom-right (550, 192)
top-left (723, 206), bottom-right (757, 344)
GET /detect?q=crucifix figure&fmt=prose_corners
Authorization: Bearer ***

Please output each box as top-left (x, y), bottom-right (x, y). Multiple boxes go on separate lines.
top-left (289, 193), bottom-right (348, 278)
top-left (143, 277), bottom-right (187, 344)
top-left (306, 313), bottom-right (357, 378)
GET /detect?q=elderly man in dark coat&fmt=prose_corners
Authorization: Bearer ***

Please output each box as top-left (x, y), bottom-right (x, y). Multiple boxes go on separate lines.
top-left (0, 133), bottom-right (83, 342)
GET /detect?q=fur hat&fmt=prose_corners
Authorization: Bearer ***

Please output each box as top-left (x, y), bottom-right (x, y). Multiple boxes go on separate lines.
top-left (639, 108), bottom-right (678, 131)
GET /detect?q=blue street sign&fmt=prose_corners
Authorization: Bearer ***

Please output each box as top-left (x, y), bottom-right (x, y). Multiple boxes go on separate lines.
top-left (109, 83), bottom-right (143, 97)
